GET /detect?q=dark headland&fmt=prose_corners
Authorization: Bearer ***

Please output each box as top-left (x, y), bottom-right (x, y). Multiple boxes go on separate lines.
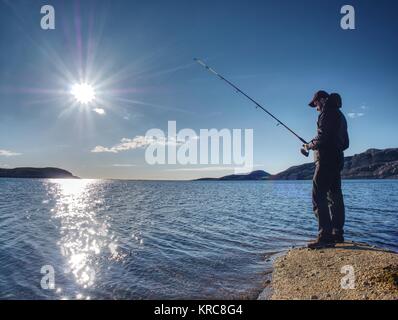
top-left (196, 170), bottom-right (270, 181)
top-left (0, 167), bottom-right (79, 179)
top-left (196, 148), bottom-right (398, 181)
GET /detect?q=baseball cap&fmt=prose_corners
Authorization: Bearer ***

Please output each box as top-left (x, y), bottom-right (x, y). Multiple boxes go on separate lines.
top-left (309, 90), bottom-right (329, 108)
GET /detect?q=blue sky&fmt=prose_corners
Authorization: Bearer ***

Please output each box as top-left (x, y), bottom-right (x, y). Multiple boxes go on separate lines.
top-left (0, 0), bottom-right (397, 179)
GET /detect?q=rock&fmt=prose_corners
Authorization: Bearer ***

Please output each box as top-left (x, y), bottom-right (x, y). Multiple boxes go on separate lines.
top-left (269, 242), bottom-right (398, 300)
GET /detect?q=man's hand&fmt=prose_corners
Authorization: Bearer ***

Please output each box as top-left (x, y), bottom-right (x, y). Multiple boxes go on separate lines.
top-left (300, 144), bottom-right (310, 157)
top-left (303, 143), bottom-right (311, 151)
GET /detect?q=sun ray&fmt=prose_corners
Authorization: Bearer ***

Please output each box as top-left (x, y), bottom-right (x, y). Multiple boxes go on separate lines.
top-left (112, 97), bottom-right (195, 114)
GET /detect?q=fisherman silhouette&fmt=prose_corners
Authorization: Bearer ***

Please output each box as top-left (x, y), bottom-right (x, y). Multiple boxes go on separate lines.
top-left (303, 91), bottom-right (349, 249)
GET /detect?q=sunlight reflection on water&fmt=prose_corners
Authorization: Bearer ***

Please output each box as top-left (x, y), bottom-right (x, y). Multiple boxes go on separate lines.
top-left (45, 179), bottom-right (124, 297)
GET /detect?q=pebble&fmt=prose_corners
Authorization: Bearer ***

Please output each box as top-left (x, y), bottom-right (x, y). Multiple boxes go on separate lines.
top-left (310, 295), bottom-right (318, 300)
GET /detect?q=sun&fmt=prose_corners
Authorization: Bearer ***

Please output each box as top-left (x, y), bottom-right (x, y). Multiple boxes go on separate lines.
top-left (71, 83), bottom-right (96, 104)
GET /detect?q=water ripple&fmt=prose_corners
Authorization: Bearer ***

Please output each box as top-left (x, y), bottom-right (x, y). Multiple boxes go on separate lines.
top-left (0, 179), bottom-right (396, 299)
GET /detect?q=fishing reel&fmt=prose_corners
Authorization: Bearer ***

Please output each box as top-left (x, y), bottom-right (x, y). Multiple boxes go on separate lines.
top-left (301, 148), bottom-right (309, 157)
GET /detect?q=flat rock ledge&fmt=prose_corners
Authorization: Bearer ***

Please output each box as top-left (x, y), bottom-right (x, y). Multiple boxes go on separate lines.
top-left (269, 242), bottom-right (398, 300)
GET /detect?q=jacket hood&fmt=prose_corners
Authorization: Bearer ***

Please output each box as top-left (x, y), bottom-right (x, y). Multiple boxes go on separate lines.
top-left (326, 93), bottom-right (342, 109)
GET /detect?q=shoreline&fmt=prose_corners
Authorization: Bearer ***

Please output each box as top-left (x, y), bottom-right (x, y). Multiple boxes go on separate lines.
top-left (2, 177), bottom-right (398, 182)
top-left (259, 242), bottom-right (398, 300)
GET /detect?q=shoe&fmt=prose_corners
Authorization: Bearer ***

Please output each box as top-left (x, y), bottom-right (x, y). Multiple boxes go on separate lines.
top-left (307, 238), bottom-right (335, 249)
top-left (333, 234), bottom-right (345, 243)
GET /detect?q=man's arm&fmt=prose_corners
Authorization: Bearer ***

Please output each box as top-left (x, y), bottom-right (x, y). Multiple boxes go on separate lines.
top-left (306, 111), bottom-right (334, 150)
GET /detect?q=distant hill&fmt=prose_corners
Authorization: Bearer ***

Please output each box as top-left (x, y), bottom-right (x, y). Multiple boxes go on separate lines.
top-left (196, 148), bottom-right (398, 181)
top-left (196, 170), bottom-right (271, 181)
top-left (0, 167), bottom-right (79, 179)
top-left (342, 148), bottom-right (398, 179)
top-left (271, 148), bottom-right (398, 180)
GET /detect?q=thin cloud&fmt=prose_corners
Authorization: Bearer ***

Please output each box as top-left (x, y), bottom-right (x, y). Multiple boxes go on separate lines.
top-left (0, 149), bottom-right (21, 156)
top-left (166, 164), bottom-right (264, 172)
top-left (93, 108), bottom-right (106, 115)
top-left (166, 166), bottom-right (236, 172)
top-left (91, 135), bottom-right (198, 154)
top-left (91, 136), bottom-right (154, 153)
top-left (347, 112), bottom-right (365, 119)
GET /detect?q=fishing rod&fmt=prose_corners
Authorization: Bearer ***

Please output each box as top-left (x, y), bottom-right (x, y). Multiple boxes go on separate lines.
top-left (194, 58), bottom-right (310, 157)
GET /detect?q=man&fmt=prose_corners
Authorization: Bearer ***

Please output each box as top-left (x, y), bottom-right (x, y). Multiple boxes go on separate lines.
top-left (303, 90), bottom-right (349, 249)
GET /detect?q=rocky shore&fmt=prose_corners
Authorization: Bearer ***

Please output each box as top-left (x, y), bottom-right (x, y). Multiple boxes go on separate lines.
top-left (264, 242), bottom-right (398, 300)
top-left (271, 148), bottom-right (398, 180)
top-left (197, 148), bottom-right (398, 181)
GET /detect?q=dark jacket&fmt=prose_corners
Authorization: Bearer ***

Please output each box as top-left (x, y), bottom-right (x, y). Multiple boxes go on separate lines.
top-left (309, 104), bottom-right (349, 168)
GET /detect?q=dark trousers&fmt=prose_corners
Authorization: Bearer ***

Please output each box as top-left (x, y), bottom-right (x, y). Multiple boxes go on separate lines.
top-left (312, 163), bottom-right (345, 239)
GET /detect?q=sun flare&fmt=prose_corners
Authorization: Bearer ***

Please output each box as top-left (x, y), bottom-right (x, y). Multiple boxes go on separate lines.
top-left (71, 83), bottom-right (96, 104)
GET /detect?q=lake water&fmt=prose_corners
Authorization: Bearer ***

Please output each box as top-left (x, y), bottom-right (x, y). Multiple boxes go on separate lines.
top-left (0, 179), bottom-right (397, 299)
